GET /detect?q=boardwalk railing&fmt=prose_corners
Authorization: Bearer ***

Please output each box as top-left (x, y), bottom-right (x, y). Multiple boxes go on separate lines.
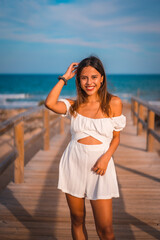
top-left (131, 96), bottom-right (160, 151)
top-left (0, 105), bottom-right (64, 187)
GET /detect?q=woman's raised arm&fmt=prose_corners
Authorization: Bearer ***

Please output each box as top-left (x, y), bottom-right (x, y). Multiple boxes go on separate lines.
top-left (45, 62), bottom-right (78, 114)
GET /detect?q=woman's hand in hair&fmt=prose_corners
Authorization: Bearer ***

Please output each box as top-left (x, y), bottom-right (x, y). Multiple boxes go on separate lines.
top-left (63, 62), bottom-right (79, 80)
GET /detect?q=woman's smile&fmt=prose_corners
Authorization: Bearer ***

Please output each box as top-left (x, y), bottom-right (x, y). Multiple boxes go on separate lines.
top-left (85, 85), bottom-right (96, 91)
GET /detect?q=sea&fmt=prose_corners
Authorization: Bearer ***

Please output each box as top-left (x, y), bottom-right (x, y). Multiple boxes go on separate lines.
top-left (0, 74), bottom-right (160, 109)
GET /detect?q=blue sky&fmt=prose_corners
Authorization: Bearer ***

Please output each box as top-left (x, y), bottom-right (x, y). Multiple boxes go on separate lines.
top-left (0, 0), bottom-right (160, 74)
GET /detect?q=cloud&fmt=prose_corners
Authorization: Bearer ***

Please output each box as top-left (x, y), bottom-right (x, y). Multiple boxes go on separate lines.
top-left (0, 28), bottom-right (141, 53)
top-left (121, 23), bottom-right (160, 34)
top-left (0, 0), bottom-right (159, 53)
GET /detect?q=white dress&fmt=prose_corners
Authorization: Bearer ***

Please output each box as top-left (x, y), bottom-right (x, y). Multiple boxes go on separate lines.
top-left (57, 98), bottom-right (126, 200)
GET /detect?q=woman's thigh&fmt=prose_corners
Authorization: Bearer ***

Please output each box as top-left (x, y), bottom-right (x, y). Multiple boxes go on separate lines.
top-left (90, 199), bottom-right (113, 228)
top-left (65, 193), bottom-right (86, 223)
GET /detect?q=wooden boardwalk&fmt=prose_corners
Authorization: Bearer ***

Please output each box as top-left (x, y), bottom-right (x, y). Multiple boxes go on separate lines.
top-left (0, 107), bottom-right (160, 240)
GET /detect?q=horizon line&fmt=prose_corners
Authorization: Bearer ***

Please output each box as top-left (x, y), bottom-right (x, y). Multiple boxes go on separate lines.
top-left (0, 73), bottom-right (160, 75)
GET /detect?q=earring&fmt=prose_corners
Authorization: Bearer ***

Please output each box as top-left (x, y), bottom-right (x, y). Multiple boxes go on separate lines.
top-left (101, 82), bottom-right (103, 86)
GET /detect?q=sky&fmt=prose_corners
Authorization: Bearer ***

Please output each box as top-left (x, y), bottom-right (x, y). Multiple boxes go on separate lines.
top-left (0, 0), bottom-right (160, 74)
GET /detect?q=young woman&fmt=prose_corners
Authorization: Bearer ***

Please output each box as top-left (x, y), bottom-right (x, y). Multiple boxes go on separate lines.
top-left (45, 56), bottom-right (126, 240)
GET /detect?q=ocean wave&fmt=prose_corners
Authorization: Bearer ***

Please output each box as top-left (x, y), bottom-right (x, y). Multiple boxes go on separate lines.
top-left (0, 93), bottom-right (44, 109)
top-left (0, 93), bottom-right (30, 99)
top-left (0, 101), bottom-right (40, 109)
top-left (0, 92), bottom-right (158, 109)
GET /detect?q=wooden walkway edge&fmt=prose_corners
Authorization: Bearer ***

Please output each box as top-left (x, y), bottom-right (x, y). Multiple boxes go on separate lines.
top-left (0, 108), bottom-right (160, 239)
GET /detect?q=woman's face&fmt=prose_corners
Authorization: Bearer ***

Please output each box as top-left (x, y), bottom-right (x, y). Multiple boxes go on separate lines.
top-left (79, 66), bottom-right (103, 96)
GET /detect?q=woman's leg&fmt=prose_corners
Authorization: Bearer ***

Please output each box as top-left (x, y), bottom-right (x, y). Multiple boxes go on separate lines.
top-left (65, 193), bottom-right (88, 240)
top-left (90, 198), bottom-right (115, 240)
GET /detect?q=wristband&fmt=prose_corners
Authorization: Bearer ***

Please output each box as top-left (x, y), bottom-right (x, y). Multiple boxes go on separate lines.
top-left (58, 76), bottom-right (68, 85)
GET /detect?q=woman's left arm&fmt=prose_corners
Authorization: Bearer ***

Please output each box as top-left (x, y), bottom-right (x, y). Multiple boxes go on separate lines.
top-left (92, 96), bottom-right (123, 176)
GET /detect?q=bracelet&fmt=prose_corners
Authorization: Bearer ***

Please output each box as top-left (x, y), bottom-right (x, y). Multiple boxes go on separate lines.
top-left (58, 76), bottom-right (68, 85)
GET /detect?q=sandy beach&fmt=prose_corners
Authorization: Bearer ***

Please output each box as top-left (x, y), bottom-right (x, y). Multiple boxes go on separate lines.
top-left (0, 105), bottom-right (59, 160)
top-left (0, 101), bottom-right (132, 123)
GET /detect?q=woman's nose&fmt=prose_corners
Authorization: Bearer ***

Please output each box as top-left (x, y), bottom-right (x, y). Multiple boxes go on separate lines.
top-left (86, 77), bottom-right (92, 84)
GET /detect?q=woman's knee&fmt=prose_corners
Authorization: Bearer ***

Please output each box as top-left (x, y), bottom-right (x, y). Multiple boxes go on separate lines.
top-left (70, 211), bottom-right (85, 227)
top-left (97, 225), bottom-right (114, 239)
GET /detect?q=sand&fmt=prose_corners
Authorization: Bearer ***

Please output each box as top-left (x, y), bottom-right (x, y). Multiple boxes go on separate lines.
top-left (0, 106), bottom-right (58, 160)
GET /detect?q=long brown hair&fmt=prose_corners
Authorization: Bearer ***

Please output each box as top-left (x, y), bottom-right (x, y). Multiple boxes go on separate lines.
top-left (70, 56), bottom-right (113, 117)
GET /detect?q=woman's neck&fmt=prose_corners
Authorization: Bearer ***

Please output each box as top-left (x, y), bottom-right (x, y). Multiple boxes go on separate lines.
top-left (86, 94), bottom-right (100, 103)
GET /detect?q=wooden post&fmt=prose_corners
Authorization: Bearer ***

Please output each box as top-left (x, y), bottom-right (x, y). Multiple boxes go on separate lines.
top-left (147, 110), bottom-right (155, 151)
top-left (14, 121), bottom-right (24, 183)
top-left (133, 101), bottom-right (138, 125)
top-left (60, 117), bottom-right (64, 134)
top-left (43, 108), bottom-right (50, 150)
top-left (137, 104), bottom-right (144, 135)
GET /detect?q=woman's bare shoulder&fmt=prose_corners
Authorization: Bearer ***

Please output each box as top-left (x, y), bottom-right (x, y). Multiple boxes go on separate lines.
top-left (109, 95), bottom-right (123, 116)
top-left (110, 95), bottom-right (122, 105)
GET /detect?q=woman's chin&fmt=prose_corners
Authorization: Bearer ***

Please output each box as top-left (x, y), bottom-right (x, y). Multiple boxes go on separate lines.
top-left (84, 88), bottom-right (100, 96)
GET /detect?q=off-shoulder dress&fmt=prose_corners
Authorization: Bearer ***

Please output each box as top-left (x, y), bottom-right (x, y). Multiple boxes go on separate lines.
top-left (57, 98), bottom-right (126, 200)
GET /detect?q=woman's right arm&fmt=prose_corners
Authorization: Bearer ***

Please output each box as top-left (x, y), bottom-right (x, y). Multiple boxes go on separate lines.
top-left (45, 62), bottom-right (79, 114)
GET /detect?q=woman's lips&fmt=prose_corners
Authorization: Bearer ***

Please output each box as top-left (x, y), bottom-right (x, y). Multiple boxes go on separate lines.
top-left (85, 86), bottom-right (95, 91)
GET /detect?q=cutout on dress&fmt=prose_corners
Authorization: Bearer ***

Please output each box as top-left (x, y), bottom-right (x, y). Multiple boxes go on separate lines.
top-left (77, 136), bottom-right (103, 145)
